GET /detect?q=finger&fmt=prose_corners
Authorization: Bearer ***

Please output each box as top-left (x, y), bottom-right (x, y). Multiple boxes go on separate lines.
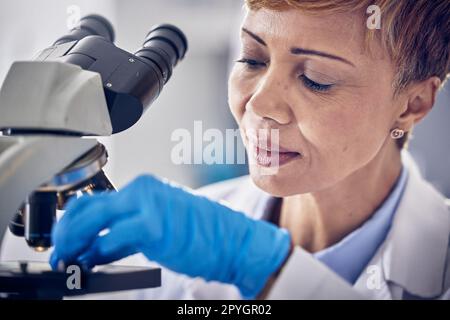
top-left (63, 191), bottom-right (102, 213)
top-left (62, 178), bottom-right (150, 232)
top-left (76, 216), bottom-right (143, 268)
top-left (53, 193), bottom-right (135, 262)
top-left (56, 193), bottom-right (111, 236)
top-left (61, 174), bottom-right (161, 223)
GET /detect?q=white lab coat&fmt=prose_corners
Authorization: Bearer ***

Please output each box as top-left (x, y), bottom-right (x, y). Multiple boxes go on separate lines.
top-left (2, 151), bottom-right (450, 299)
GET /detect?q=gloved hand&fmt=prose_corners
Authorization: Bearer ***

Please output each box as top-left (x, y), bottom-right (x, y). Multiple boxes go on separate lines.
top-left (50, 174), bottom-right (292, 298)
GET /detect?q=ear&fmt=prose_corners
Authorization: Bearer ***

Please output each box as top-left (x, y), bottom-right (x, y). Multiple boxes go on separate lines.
top-left (395, 77), bottom-right (442, 131)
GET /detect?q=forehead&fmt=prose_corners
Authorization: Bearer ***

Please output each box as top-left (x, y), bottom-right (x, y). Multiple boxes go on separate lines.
top-left (242, 8), bottom-right (371, 63)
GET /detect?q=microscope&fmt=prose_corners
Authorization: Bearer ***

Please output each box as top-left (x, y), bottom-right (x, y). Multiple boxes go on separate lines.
top-left (0, 14), bottom-right (187, 298)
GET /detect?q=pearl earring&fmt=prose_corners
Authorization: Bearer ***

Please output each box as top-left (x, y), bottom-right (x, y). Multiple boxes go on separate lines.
top-left (390, 128), bottom-right (405, 140)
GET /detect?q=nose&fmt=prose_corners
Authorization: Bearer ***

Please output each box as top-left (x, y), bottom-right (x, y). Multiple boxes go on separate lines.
top-left (246, 68), bottom-right (293, 125)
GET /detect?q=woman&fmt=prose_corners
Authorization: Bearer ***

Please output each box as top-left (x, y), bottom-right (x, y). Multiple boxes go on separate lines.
top-left (4, 0), bottom-right (450, 299)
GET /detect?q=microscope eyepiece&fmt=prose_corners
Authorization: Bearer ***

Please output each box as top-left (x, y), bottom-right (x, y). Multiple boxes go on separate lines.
top-left (23, 16), bottom-right (188, 135)
top-left (53, 14), bottom-right (115, 46)
top-left (135, 24), bottom-right (188, 84)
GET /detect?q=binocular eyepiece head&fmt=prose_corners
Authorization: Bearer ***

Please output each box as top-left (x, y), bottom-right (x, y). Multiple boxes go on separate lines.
top-left (53, 15), bottom-right (188, 86)
top-left (46, 15), bottom-right (188, 134)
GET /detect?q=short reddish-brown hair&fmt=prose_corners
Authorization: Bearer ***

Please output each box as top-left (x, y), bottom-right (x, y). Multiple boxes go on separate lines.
top-left (245, 0), bottom-right (450, 148)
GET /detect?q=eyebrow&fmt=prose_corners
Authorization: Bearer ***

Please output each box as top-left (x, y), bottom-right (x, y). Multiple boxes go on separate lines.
top-left (241, 27), bottom-right (355, 67)
top-left (290, 47), bottom-right (355, 67)
top-left (242, 28), bottom-right (267, 46)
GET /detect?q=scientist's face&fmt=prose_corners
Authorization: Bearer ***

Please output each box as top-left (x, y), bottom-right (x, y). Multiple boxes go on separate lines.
top-left (228, 8), bottom-right (404, 196)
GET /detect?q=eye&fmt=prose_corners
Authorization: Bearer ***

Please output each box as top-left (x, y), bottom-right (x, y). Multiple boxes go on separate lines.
top-left (300, 74), bottom-right (333, 92)
top-left (236, 58), bottom-right (267, 70)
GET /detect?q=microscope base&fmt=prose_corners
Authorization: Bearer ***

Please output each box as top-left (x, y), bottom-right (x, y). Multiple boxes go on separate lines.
top-left (0, 261), bottom-right (161, 299)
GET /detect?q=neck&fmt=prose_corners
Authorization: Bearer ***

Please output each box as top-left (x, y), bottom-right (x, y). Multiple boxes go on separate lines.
top-left (279, 142), bottom-right (403, 253)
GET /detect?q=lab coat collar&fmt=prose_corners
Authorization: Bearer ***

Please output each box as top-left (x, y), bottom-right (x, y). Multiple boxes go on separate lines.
top-left (377, 151), bottom-right (450, 298)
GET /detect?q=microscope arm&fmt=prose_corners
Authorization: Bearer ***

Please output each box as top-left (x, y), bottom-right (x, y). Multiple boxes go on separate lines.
top-left (0, 61), bottom-right (112, 136)
top-left (0, 136), bottom-right (97, 249)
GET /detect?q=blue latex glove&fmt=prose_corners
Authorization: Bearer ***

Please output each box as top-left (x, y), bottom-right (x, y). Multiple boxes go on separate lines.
top-left (50, 174), bottom-right (292, 298)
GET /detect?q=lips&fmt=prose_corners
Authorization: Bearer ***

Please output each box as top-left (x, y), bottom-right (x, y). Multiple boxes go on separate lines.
top-left (253, 146), bottom-right (301, 167)
top-left (246, 135), bottom-right (302, 168)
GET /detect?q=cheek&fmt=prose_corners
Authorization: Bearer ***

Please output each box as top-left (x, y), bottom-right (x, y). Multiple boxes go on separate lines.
top-left (312, 111), bottom-right (370, 151)
top-left (296, 99), bottom-right (391, 174)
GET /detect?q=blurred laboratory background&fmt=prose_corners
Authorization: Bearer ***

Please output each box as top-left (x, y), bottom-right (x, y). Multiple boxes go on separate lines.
top-left (0, 0), bottom-right (449, 197)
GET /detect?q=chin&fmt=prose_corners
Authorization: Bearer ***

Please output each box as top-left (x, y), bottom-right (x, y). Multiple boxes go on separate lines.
top-left (249, 167), bottom-right (310, 197)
